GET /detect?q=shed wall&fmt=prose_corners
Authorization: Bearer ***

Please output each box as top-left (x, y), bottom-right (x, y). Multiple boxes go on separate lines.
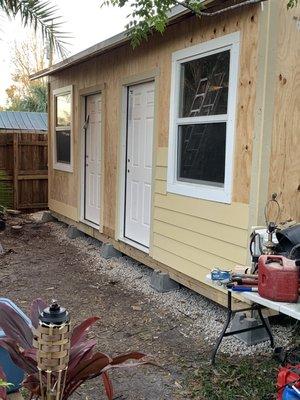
top-left (268, 3), bottom-right (300, 222)
top-left (48, 6), bottom-right (259, 297)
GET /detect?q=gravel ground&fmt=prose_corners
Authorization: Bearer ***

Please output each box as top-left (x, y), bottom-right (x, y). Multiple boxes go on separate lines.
top-left (1, 212), bottom-right (297, 400)
top-left (34, 212), bottom-right (295, 356)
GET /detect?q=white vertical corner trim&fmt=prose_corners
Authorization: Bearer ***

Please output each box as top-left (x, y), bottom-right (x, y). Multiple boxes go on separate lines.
top-left (167, 32), bottom-right (240, 204)
top-left (52, 85), bottom-right (73, 173)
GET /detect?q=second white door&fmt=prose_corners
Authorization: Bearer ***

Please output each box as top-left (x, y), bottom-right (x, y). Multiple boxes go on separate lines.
top-left (124, 81), bottom-right (155, 248)
top-left (84, 93), bottom-right (101, 226)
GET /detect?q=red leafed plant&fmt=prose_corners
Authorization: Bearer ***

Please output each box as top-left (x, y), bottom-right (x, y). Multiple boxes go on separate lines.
top-left (0, 299), bottom-right (150, 399)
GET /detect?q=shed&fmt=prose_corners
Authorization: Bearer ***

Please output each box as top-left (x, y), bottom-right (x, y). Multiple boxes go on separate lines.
top-left (0, 111), bottom-right (48, 210)
top-left (32, 0), bottom-right (300, 306)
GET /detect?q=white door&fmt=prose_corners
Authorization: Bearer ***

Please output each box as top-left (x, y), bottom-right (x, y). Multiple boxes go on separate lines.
top-left (124, 81), bottom-right (155, 248)
top-left (84, 93), bottom-right (101, 225)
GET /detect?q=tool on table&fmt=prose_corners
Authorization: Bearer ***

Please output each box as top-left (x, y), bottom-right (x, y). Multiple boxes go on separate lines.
top-left (231, 277), bottom-right (258, 286)
top-left (211, 268), bottom-right (231, 284)
top-left (228, 284), bottom-right (258, 292)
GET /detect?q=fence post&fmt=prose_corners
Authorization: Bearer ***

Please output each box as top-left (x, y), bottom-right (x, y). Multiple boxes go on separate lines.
top-left (13, 131), bottom-right (19, 210)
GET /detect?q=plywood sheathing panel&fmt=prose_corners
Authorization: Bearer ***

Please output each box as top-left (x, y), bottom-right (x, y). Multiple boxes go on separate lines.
top-left (268, 3), bottom-right (300, 221)
top-left (49, 5), bottom-right (259, 235)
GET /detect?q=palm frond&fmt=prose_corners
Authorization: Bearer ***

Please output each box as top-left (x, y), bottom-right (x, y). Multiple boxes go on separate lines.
top-left (0, 0), bottom-right (70, 58)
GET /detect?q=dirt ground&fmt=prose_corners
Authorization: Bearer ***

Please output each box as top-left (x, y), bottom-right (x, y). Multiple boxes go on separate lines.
top-left (0, 214), bottom-right (210, 400)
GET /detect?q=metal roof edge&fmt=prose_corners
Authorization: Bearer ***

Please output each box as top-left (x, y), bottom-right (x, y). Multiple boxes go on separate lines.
top-left (0, 111), bottom-right (48, 131)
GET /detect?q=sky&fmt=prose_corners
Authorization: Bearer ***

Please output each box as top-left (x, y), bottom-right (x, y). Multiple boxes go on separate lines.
top-left (0, 0), bottom-right (131, 106)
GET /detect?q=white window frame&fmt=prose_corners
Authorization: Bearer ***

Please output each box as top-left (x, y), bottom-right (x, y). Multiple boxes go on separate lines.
top-left (167, 32), bottom-right (240, 204)
top-left (53, 85), bottom-right (73, 172)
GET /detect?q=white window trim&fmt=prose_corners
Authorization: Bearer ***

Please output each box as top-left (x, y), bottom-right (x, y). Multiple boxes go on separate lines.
top-left (53, 85), bottom-right (73, 172)
top-left (167, 32), bottom-right (240, 204)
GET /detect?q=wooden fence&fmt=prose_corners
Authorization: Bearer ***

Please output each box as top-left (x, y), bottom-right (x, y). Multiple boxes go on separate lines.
top-left (0, 131), bottom-right (48, 210)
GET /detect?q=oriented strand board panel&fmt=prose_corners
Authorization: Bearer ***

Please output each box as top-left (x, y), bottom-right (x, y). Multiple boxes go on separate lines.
top-left (48, 5), bottom-right (259, 235)
top-left (268, 3), bottom-right (300, 221)
top-left (152, 147), bottom-right (249, 284)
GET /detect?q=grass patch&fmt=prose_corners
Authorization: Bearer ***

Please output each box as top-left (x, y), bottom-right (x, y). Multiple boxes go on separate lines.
top-left (185, 355), bottom-right (278, 400)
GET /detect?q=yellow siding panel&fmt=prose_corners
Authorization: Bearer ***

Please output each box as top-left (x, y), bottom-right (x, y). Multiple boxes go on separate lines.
top-left (153, 207), bottom-right (248, 247)
top-left (155, 166), bottom-right (167, 181)
top-left (156, 147), bottom-right (168, 167)
top-left (155, 180), bottom-right (167, 195)
top-left (152, 245), bottom-right (219, 283)
top-left (153, 233), bottom-right (238, 270)
top-left (152, 146), bottom-right (249, 279)
top-left (153, 220), bottom-right (247, 264)
top-left (154, 193), bottom-right (249, 229)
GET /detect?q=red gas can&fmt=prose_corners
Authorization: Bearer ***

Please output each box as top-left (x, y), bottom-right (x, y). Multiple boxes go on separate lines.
top-left (277, 364), bottom-right (300, 400)
top-left (258, 255), bottom-right (299, 303)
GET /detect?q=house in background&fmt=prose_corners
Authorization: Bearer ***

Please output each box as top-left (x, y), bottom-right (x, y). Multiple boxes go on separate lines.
top-left (32, 0), bottom-right (299, 306)
top-left (0, 111), bottom-right (48, 210)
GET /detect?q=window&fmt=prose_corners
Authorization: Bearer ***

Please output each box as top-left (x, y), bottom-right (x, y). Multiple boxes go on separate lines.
top-left (53, 86), bottom-right (73, 171)
top-left (167, 33), bottom-right (240, 203)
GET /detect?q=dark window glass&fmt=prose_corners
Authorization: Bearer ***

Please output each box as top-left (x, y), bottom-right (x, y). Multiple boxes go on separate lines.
top-left (56, 130), bottom-right (71, 164)
top-left (56, 94), bottom-right (71, 126)
top-left (177, 123), bottom-right (226, 186)
top-left (179, 51), bottom-right (230, 117)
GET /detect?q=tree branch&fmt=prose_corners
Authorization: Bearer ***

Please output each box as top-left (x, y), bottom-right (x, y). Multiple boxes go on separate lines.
top-left (174, 0), bottom-right (268, 17)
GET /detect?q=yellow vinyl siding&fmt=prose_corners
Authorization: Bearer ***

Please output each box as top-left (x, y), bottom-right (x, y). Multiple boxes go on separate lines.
top-left (152, 147), bottom-right (249, 283)
top-left (154, 180), bottom-right (167, 195)
top-left (153, 221), bottom-right (246, 264)
top-left (152, 245), bottom-right (212, 282)
top-left (153, 208), bottom-right (248, 248)
top-left (154, 191), bottom-right (249, 229)
top-left (155, 166), bottom-right (167, 181)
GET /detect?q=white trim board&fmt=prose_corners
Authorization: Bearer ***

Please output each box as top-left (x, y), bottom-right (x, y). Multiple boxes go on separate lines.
top-left (52, 85), bottom-right (73, 173)
top-left (167, 32), bottom-right (240, 204)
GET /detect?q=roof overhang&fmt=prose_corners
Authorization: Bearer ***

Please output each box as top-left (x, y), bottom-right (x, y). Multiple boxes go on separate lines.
top-left (31, 2), bottom-right (214, 80)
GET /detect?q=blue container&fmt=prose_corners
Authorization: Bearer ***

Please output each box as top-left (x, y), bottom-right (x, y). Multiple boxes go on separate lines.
top-left (283, 387), bottom-right (300, 400)
top-left (0, 298), bottom-right (31, 393)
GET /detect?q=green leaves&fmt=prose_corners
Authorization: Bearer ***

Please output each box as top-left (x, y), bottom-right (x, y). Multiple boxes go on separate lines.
top-left (287, 0), bottom-right (298, 8)
top-left (6, 82), bottom-right (47, 112)
top-left (103, 0), bottom-right (299, 47)
top-left (102, 0), bottom-right (177, 47)
top-left (0, 0), bottom-right (70, 58)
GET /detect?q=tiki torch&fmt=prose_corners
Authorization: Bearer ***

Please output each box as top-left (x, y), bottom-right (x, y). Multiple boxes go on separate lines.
top-left (33, 301), bottom-right (71, 400)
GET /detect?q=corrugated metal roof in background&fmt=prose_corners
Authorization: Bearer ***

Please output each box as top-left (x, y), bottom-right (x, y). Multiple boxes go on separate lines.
top-left (0, 111), bottom-right (47, 132)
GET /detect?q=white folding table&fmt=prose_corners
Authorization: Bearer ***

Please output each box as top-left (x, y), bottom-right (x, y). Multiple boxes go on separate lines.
top-left (207, 275), bottom-right (300, 364)
top-left (242, 291), bottom-right (300, 321)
